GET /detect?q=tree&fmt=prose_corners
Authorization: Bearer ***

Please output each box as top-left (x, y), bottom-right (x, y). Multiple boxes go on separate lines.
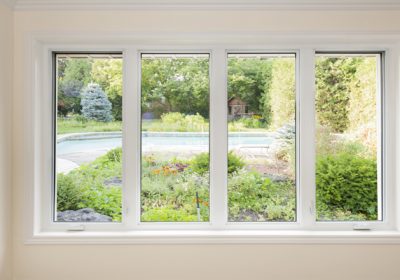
top-left (57, 58), bottom-right (92, 116)
top-left (315, 57), bottom-right (360, 133)
top-left (227, 57), bottom-right (273, 126)
top-left (141, 57), bottom-right (210, 118)
top-left (269, 58), bottom-right (296, 129)
top-left (91, 59), bottom-right (123, 120)
top-left (81, 83), bottom-right (113, 122)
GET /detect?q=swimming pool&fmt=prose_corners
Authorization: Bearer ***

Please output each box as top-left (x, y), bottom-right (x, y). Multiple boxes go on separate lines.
top-left (57, 133), bottom-right (275, 155)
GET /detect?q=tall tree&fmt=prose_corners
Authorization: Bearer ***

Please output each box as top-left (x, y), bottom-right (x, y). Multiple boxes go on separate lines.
top-left (315, 57), bottom-right (359, 133)
top-left (92, 59), bottom-right (123, 120)
top-left (57, 58), bottom-right (92, 116)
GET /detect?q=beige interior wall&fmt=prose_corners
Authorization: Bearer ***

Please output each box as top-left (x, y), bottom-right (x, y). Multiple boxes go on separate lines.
top-left (11, 9), bottom-right (400, 280)
top-left (0, 3), bottom-right (13, 280)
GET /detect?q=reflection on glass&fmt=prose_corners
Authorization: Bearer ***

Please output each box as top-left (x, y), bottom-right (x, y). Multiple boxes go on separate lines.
top-left (55, 54), bottom-right (123, 222)
top-left (140, 54), bottom-right (210, 222)
top-left (227, 53), bottom-right (297, 222)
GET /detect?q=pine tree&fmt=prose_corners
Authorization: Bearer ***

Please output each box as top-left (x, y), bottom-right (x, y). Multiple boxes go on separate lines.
top-left (81, 83), bottom-right (113, 122)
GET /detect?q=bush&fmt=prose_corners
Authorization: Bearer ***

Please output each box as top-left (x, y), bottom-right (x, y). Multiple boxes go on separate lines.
top-left (228, 116), bottom-right (267, 131)
top-left (56, 147), bottom-right (123, 221)
top-left (228, 170), bottom-right (296, 222)
top-left (190, 151), bottom-right (245, 175)
top-left (56, 174), bottom-right (85, 211)
top-left (106, 147), bottom-right (122, 163)
top-left (316, 153), bottom-right (377, 220)
top-left (81, 83), bottom-right (113, 122)
top-left (146, 112), bottom-right (208, 132)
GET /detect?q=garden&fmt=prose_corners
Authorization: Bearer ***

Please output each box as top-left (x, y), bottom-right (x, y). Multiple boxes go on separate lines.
top-left (55, 53), bottom-right (380, 223)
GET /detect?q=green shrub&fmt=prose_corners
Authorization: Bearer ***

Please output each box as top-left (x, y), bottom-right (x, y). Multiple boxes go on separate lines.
top-left (316, 153), bottom-right (377, 220)
top-left (146, 112), bottom-right (209, 132)
top-left (228, 116), bottom-right (267, 131)
top-left (190, 151), bottom-right (245, 175)
top-left (56, 148), bottom-right (123, 221)
top-left (228, 170), bottom-right (296, 222)
top-left (56, 173), bottom-right (85, 211)
top-left (105, 147), bottom-right (122, 163)
top-left (141, 207), bottom-right (206, 222)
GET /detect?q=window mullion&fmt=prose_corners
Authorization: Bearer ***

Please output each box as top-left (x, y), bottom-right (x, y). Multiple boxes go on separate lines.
top-left (299, 48), bottom-right (316, 228)
top-left (210, 48), bottom-right (228, 228)
top-left (123, 48), bottom-right (140, 229)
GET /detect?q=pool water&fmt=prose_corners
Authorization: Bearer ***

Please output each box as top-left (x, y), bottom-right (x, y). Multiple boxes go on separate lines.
top-left (57, 134), bottom-right (274, 155)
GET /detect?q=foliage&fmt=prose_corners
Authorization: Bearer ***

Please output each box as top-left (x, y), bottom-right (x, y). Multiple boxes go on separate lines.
top-left (56, 174), bottom-right (85, 211)
top-left (57, 58), bottom-right (92, 117)
top-left (57, 149), bottom-right (123, 221)
top-left (145, 112), bottom-right (208, 132)
top-left (228, 57), bottom-right (273, 126)
top-left (316, 153), bottom-right (377, 220)
top-left (141, 57), bottom-right (210, 118)
top-left (141, 208), bottom-right (202, 222)
top-left (57, 145), bottom-right (378, 222)
top-left (269, 58), bottom-right (296, 129)
top-left (141, 157), bottom-right (210, 222)
top-left (229, 116), bottom-right (267, 130)
top-left (92, 59), bottom-right (123, 120)
top-left (57, 116), bottom-right (121, 135)
top-left (316, 125), bottom-right (370, 158)
top-left (81, 83), bottom-right (113, 122)
top-left (315, 57), bottom-right (360, 133)
top-left (190, 151), bottom-right (245, 175)
top-left (228, 170), bottom-right (296, 222)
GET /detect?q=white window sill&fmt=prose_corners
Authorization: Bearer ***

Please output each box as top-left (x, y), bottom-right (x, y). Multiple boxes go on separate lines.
top-left (26, 230), bottom-right (400, 244)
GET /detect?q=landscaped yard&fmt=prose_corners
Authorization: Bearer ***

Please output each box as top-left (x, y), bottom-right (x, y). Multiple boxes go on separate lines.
top-left (55, 53), bottom-right (380, 223)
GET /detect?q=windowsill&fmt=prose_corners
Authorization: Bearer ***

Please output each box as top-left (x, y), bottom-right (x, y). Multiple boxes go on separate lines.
top-left (26, 229), bottom-right (400, 245)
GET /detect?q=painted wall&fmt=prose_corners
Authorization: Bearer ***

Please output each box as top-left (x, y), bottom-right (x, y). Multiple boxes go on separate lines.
top-left (12, 9), bottom-right (400, 280)
top-left (0, 3), bottom-right (13, 280)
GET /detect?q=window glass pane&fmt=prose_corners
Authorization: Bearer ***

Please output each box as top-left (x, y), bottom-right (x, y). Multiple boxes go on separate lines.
top-left (141, 54), bottom-right (210, 222)
top-left (315, 53), bottom-right (382, 221)
top-left (55, 53), bottom-right (123, 223)
top-left (227, 53), bottom-right (297, 222)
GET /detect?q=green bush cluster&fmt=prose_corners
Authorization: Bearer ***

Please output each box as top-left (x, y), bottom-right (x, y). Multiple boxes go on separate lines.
top-left (316, 153), bottom-right (377, 220)
top-left (57, 149), bottom-right (123, 221)
top-left (146, 112), bottom-right (209, 132)
top-left (228, 170), bottom-right (296, 222)
top-left (228, 116), bottom-right (267, 131)
top-left (190, 151), bottom-right (245, 175)
top-left (58, 146), bottom-right (378, 223)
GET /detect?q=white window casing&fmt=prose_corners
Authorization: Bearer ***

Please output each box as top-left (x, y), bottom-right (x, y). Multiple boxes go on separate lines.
top-left (24, 33), bottom-right (400, 244)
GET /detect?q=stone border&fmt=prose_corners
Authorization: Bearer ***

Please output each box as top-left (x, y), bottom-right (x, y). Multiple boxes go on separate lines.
top-left (57, 131), bottom-right (276, 143)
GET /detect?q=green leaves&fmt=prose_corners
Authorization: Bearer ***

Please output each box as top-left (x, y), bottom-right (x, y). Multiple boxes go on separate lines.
top-left (316, 153), bottom-right (377, 220)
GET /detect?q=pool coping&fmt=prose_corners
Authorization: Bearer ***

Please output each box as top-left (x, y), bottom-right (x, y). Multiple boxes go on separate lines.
top-left (57, 131), bottom-right (277, 143)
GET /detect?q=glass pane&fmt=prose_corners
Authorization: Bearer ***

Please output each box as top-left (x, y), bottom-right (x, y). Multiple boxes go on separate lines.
top-left (315, 53), bottom-right (381, 221)
top-left (141, 53), bottom-right (210, 222)
top-left (227, 53), bottom-right (297, 222)
top-left (55, 53), bottom-right (123, 222)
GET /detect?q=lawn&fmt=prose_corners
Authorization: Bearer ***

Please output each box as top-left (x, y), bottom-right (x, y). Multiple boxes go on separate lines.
top-left (58, 117), bottom-right (122, 135)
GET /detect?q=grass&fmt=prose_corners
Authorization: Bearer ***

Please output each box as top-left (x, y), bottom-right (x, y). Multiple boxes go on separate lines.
top-left (57, 117), bottom-right (122, 135)
top-left (58, 117), bottom-right (268, 135)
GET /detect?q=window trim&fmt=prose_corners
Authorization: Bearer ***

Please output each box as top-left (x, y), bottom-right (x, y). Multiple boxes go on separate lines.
top-left (24, 33), bottom-right (400, 244)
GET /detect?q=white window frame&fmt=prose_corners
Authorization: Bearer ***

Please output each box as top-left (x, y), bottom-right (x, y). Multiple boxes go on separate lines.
top-left (24, 33), bottom-right (400, 244)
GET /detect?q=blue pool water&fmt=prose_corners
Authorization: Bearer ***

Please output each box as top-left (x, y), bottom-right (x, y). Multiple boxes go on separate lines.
top-left (57, 134), bottom-right (274, 155)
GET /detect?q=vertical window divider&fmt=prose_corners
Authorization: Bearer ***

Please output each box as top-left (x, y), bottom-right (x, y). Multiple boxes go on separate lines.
top-left (299, 48), bottom-right (316, 228)
top-left (123, 48), bottom-right (139, 229)
top-left (210, 48), bottom-right (228, 229)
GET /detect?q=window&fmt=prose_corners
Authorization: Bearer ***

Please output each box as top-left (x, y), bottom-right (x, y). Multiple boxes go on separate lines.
top-left (54, 53), bottom-right (123, 223)
top-left (140, 53), bottom-right (210, 222)
top-left (227, 53), bottom-right (297, 222)
top-left (315, 53), bottom-right (383, 222)
top-left (42, 46), bottom-right (390, 237)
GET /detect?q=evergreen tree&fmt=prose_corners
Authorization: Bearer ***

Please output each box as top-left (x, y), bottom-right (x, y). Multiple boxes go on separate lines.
top-left (81, 83), bottom-right (113, 122)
